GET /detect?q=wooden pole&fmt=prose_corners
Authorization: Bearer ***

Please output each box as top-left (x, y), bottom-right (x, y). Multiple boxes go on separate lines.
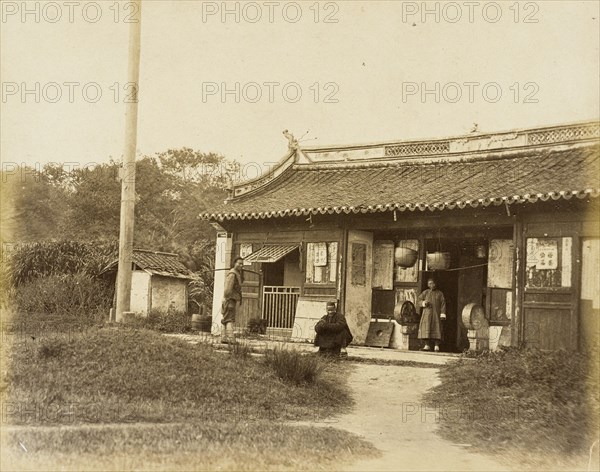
top-left (115, 0), bottom-right (142, 322)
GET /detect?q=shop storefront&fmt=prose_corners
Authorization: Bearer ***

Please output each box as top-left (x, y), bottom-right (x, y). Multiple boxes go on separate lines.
top-left (203, 120), bottom-right (599, 351)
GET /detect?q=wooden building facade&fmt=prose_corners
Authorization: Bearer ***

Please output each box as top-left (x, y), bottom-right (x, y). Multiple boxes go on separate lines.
top-left (204, 121), bottom-right (599, 351)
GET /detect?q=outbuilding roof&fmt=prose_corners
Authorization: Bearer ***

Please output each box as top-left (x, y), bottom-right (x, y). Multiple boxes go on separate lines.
top-left (203, 121), bottom-right (600, 221)
top-left (103, 249), bottom-right (192, 279)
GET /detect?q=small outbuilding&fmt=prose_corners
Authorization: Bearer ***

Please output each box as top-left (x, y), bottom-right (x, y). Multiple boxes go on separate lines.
top-left (103, 249), bottom-right (192, 316)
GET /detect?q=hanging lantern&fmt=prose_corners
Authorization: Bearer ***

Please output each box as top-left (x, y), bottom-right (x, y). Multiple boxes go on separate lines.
top-left (476, 244), bottom-right (487, 259)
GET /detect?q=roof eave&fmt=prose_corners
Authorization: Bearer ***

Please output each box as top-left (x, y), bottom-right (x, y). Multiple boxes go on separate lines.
top-left (201, 188), bottom-right (600, 222)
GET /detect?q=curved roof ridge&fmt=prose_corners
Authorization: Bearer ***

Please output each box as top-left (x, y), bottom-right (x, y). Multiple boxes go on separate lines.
top-left (302, 118), bottom-right (600, 151)
top-left (229, 120), bottom-right (599, 200)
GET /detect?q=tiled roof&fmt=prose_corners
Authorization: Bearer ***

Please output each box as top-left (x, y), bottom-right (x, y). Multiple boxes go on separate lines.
top-left (203, 143), bottom-right (600, 221)
top-left (132, 250), bottom-right (191, 279)
top-left (103, 250), bottom-right (191, 279)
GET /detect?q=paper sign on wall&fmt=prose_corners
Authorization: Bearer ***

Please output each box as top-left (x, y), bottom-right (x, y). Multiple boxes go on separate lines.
top-left (537, 240), bottom-right (558, 270)
top-left (313, 242), bottom-right (327, 267)
top-left (240, 243), bottom-right (253, 265)
top-left (526, 238), bottom-right (558, 270)
top-left (488, 239), bottom-right (513, 289)
top-left (561, 237), bottom-right (572, 287)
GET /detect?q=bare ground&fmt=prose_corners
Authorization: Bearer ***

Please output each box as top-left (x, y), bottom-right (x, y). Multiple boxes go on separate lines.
top-left (296, 363), bottom-right (512, 472)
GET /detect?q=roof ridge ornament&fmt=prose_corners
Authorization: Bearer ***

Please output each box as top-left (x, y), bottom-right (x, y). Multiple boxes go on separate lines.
top-left (283, 129), bottom-right (299, 151)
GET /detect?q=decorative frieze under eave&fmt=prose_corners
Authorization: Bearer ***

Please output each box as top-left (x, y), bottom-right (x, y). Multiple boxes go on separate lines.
top-left (303, 120), bottom-right (599, 163)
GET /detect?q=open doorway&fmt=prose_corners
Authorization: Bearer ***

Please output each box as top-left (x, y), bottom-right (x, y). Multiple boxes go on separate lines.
top-left (420, 270), bottom-right (460, 352)
top-left (422, 237), bottom-right (489, 352)
top-left (257, 248), bottom-right (302, 335)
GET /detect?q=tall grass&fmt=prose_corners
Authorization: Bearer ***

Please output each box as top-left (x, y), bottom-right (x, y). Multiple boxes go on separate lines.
top-left (4, 328), bottom-right (350, 425)
top-left (11, 273), bottom-right (112, 321)
top-left (264, 348), bottom-right (324, 385)
top-left (6, 240), bottom-right (118, 286)
top-left (228, 340), bottom-right (253, 360)
top-left (123, 309), bottom-right (192, 333)
top-left (425, 346), bottom-right (599, 464)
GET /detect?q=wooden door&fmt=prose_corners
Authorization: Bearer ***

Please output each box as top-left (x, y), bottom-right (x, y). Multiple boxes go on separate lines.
top-left (522, 224), bottom-right (578, 350)
top-left (238, 261), bottom-right (261, 331)
top-left (345, 230), bottom-right (373, 344)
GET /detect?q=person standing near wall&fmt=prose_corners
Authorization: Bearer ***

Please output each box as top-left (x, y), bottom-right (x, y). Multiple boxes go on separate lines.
top-left (417, 277), bottom-right (446, 352)
top-left (221, 257), bottom-right (244, 343)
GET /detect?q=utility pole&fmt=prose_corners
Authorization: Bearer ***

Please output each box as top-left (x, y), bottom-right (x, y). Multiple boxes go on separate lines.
top-left (115, 0), bottom-right (142, 322)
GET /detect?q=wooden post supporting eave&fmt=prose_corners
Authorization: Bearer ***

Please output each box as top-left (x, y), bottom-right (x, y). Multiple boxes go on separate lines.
top-left (115, 0), bottom-right (142, 322)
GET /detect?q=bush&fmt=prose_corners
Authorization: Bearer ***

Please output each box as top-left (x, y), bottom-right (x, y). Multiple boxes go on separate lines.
top-left (6, 240), bottom-right (118, 286)
top-left (125, 309), bottom-right (192, 334)
top-left (264, 348), bottom-right (324, 385)
top-left (426, 346), bottom-right (599, 461)
top-left (247, 317), bottom-right (268, 334)
top-left (12, 273), bottom-right (113, 319)
top-left (228, 340), bottom-right (253, 360)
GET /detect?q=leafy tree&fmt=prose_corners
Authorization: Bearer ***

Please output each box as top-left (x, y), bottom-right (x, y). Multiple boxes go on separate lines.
top-left (55, 149), bottom-right (237, 248)
top-left (65, 161), bottom-right (121, 241)
top-left (1, 165), bottom-right (68, 243)
top-left (3, 149), bottom-right (239, 306)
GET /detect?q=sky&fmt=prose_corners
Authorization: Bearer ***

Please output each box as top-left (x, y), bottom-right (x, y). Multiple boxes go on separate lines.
top-left (1, 0), bottom-right (599, 180)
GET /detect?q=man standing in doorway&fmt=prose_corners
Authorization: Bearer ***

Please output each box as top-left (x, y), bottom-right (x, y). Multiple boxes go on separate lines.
top-left (221, 257), bottom-right (244, 343)
top-left (417, 277), bottom-right (447, 352)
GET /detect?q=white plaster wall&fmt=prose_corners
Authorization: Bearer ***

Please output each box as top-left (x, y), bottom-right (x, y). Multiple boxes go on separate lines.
top-left (211, 233), bottom-right (233, 335)
top-left (151, 276), bottom-right (188, 314)
top-left (130, 271), bottom-right (150, 316)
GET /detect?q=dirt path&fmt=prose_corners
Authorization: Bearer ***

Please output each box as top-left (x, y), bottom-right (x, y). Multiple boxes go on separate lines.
top-left (329, 363), bottom-right (511, 472)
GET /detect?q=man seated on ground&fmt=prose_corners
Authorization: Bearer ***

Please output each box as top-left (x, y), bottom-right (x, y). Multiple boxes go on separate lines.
top-left (314, 301), bottom-right (353, 357)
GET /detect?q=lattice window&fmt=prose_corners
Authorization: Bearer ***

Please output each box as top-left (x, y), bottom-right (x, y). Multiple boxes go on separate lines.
top-left (385, 141), bottom-right (450, 157)
top-left (528, 124), bottom-right (600, 145)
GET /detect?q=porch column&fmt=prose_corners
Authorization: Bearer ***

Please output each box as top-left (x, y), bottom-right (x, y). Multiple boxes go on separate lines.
top-left (211, 232), bottom-right (232, 335)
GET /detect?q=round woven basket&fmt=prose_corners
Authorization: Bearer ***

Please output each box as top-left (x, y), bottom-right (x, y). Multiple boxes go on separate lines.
top-left (427, 252), bottom-right (451, 270)
top-left (394, 247), bottom-right (418, 267)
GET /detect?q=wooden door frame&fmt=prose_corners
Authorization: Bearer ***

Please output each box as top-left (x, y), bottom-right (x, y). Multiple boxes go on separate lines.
top-left (343, 229), bottom-right (374, 344)
top-left (520, 220), bottom-right (581, 350)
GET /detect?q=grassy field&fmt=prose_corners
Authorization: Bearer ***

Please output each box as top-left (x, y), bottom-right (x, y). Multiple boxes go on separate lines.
top-left (1, 324), bottom-right (377, 471)
top-left (424, 347), bottom-right (600, 470)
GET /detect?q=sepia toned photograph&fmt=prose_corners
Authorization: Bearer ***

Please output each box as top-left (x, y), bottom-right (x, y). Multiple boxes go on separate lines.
top-left (1, 1), bottom-right (599, 471)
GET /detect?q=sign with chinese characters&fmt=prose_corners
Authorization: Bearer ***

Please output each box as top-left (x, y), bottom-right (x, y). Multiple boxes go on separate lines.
top-left (536, 240), bottom-right (558, 270)
top-left (240, 243), bottom-right (253, 265)
top-left (526, 238), bottom-right (558, 270)
top-left (505, 291), bottom-right (512, 319)
top-left (373, 240), bottom-right (394, 290)
top-left (488, 239), bottom-right (513, 289)
top-left (561, 237), bottom-right (572, 287)
top-left (313, 242), bottom-right (328, 267)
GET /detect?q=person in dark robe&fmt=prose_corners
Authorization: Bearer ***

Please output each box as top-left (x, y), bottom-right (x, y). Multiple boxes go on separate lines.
top-left (221, 257), bottom-right (244, 343)
top-left (314, 301), bottom-right (353, 356)
top-left (417, 277), bottom-right (447, 352)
